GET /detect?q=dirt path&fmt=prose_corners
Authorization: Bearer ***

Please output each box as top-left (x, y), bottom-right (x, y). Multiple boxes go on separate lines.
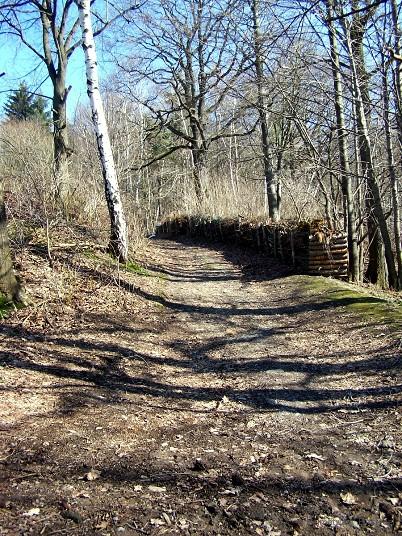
top-left (0, 239), bottom-right (401, 535)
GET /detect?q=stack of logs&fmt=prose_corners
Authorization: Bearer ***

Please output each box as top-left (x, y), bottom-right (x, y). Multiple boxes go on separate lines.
top-left (308, 233), bottom-right (349, 278)
top-left (156, 215), bottom-right (349, 280)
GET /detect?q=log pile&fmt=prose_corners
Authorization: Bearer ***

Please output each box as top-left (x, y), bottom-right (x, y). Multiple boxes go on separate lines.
top-left (308, 229), bottom-right (348, 278)
top-left (156, 215), bottom-right (349, 280)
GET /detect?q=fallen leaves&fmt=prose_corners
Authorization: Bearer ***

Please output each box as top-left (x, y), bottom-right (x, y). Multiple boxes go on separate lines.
top-left (23, 508), bottom-right (40, 516)
top-left (305, 453), bottom-right (326, 461)
top-left (340, 492), bottom-right (357, 506)
top-left (85, 469), bottom-right (101, 481)
top-left (148, 485), bottom-right (166, 493)
top-left (2, 239), bottom-right (402, 536)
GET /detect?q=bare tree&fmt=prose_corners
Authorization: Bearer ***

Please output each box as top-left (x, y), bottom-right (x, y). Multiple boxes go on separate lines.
top-left (0, 0), bottom-right (136, 208)
top-left (250, 0), bottom-right (280, 221)
top-left (325, 0), bottom-right (360, 281)
top-left (340, 2), bottom-right (397, 287)
top-left (117, 0), bottom-right (251, 205)
top-left (76, 0), bottom-right (128, 261)
top-left (389, 0), bottom-right (402, 156)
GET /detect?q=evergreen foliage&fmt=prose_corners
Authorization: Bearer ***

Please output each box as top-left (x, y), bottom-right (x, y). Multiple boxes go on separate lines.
top-left (4, 82), bottom-right (51, 125)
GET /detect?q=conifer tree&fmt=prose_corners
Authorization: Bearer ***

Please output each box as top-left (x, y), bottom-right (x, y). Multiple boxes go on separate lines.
top-left (4, 82), bottom-right (50, 124)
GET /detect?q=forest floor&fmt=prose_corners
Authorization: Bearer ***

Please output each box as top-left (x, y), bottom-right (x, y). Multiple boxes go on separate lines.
top-left (0, 234), bottom-right (402, 535)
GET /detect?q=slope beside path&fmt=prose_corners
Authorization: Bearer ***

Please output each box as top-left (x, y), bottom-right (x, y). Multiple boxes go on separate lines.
top-left (0, 238), bottom-right (401, 535)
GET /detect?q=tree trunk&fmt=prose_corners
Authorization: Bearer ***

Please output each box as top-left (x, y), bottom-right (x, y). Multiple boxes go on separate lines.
top-left (389, 0), bottom-right (402, 287)
top-left (390, 0), bottom-right (402, 158)
top-left (355, 83), bottom-right (396, 288)
top-left (381, 53), bottom-right (402, 288)
top-left (251, 0), bottom-right (279, 222)
top-left (191, 144), bottom-right (204, 207)
top-left (52, 72), bottom-right (71, 209)
top-left (344, 17), bottom-right (397, 288)
top-left (0, 180), bottom-right (21, 302)
top-left (76, 0), bottom-right (128, 262)
top-left (326, 0), bottom-right (360, 282)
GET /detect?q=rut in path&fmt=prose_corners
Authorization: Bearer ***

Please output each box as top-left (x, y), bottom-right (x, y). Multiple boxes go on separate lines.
top-left (1, 238), bottom-right (401, 535)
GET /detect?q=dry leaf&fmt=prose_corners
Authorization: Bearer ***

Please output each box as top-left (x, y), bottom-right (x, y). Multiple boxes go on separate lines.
top-left (340, 492), bottom-right (357, 505)
top-left (148, 485), bottom-right (166, 492)
top-left (305, 453), bottom-right (326, 461)
top-left (23, 508), bottom-right (40, 516)
top-left (161, 512), bottom-right (172, 525)
top-left (85, 469), bottom-right (101, 481)
top-left (150, 518), bottom-right (165, 526)
top-left (178, 518), bottom-right (189, 529)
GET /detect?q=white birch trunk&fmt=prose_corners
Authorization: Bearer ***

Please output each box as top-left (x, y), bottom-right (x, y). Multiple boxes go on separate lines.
top-left (76, 0), bottom-right (128, 262)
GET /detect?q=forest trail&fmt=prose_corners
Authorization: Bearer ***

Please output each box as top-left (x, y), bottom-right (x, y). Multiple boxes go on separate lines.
top-left (1, 239), bottom-right (401, 535)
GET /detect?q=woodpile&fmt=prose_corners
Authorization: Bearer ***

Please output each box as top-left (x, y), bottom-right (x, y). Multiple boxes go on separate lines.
top-left (308, 229), bottom-right (348, 278)
top-left (156, 215), bottom-right (349, 280)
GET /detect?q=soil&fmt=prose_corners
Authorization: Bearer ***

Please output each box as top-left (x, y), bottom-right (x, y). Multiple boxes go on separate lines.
top-left (0, 237), bottom-right (401, 535)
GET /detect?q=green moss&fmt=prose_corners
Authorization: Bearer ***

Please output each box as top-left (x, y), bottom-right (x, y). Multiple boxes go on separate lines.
top-left (83, 249), bottom-right (98, 260)
top-left (300, 276), bottom-right (402, 332)
top-left (125, 261), bottom-right (152, 277)
top-left (0, 294), bottom-right (19, 319)
top-left (124, 261), bottom-right (167, 280)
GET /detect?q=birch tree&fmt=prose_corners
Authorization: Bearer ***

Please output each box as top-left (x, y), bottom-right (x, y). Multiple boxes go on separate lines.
top-left (76, 0), bottom-right (128, 262)
top-left (0, 0), bottom-right (137, 209)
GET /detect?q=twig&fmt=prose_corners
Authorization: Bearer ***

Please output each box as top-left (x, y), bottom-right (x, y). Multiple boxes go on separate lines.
top-left (21, 300), bottom-right (47, 324)
top-left (10, 472), bottom-right (39, 480)
top-left (330, 415), bottom-right (367, 426)
top-left (125, 522), bottom-right (147, 533)
top-left (46, 218), bottom-right (53, 267)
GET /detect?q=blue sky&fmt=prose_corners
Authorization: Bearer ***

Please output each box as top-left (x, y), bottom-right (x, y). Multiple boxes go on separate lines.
top-left (0, 29), bottom-right (114, 121)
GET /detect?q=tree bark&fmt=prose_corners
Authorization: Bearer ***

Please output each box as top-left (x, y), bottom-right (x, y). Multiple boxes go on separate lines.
top-left (251, 0), bottom-right (280, 222)
top-left (390, 0), bottom-right (402, 157)
top-left (52, 71), bottom-right (71, 206)
top-left (76, 0), bottom-right (128, 262)
top-left (381, 51), bottom-right (402, 288)
top-left (343, 13), bottom-right (397, 288)
top-left (191, 140), bottom-right (207, 207)
top-left (0, 180), bottom-right (21, 302)
top-left (326, 0), bottom-right (360, 282)
top-left (39, 4), bottom-right (73, 211)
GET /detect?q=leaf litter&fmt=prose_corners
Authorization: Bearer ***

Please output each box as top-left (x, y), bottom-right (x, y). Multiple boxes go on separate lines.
top-left (0, 237), bottom-right (401, 534)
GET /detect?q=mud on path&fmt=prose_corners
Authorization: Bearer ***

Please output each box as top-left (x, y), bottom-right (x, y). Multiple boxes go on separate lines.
top-left (0, 238), bottom-right (401, 535)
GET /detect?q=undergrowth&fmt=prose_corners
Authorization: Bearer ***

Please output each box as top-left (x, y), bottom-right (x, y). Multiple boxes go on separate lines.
top-left (0, 295), bottom-right (20, 319)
